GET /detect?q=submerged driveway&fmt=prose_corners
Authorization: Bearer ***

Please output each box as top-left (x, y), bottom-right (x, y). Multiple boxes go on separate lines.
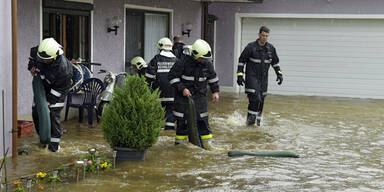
top-left (6, 93), bottom-right (384, 191)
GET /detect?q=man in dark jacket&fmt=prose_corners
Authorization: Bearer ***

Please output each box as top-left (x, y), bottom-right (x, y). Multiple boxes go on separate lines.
top-left (28, 38), bottom-right (73, 152)
top-left (172, 35), bottom-right (185, 59)
top-left (145, 37), bottom-right (177, 130)
top-left (168, 39), bottom-right (220, 149)
top-left (237, 26), bottom-right (283, 126)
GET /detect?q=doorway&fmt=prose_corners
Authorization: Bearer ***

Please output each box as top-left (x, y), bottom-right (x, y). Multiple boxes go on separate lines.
top-left (125, 8), bottom-right (170, 74)
top-left (43, 3), bottom-right (92, 62)
top-left (206, 14), bottom-right (217, 68)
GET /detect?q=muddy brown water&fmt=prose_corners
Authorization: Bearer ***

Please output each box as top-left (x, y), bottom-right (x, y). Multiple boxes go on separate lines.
top-left (2, 93), bottom-right (384, 191)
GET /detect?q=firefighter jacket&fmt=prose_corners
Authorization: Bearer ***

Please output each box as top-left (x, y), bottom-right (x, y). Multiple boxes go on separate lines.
top-left (172, 42), bottom-right (185, 59)
top-left (237, 39), bottom-right (281, 96)
top-left (145, 51), bottom-right (177, 102)
top-left (137, 67), bottom-right (146, 77)
top-left (168, 55), bottom-right (219, 104)
top-left (28, 46), bottom-right (73, 107)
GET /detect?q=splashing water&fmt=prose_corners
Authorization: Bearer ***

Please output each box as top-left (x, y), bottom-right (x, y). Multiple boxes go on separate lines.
top-left (220, 110), bottom-right (246, 127)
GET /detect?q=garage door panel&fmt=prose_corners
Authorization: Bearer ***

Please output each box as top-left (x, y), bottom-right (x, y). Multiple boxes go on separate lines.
top-left (268, 86), bottom-right (383, 98)
top-left (276, 77), bottom-right (384, 88)
top-left (242, 17), bottom-right (384, 99)
top-left (243, 18), bottom-right (384, 32)
top-left (283, 68), bottom-right (383, 77)
top-left (280, 51), bottom-right (384, 58)
top-left (283, 57), bottom-right (383, 65)
top-left (269, 85), bottom-right (383, 97)
top-left (269, 74), bottom-right (384, 85)
top-left (279, 44), bottom-right (384, 52)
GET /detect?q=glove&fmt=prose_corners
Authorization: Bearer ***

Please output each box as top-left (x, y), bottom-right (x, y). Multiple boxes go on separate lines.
top-left (276, 74), bottom-right (283, 85)
top-left (237, 76), bottom-right (244, 86)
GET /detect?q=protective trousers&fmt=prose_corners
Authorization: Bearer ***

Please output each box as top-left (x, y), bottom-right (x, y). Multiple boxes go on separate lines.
top-left (174, 97), bottom-right (212, 144)
top-left (247, 93), bottom-right (266, 126)
top-left (162, 101), bottom-right (175, 130)
top-left (32, 106), bottom-right (63, 152)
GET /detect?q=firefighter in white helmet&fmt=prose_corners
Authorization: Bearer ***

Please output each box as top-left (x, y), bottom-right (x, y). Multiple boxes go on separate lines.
top-left (168, 39), bottom-right (220, 150)
top-left (130, 56), bottom-right (147, 77)
top-left (28, 38), bottom-right (73, 152)
top-left (145, 37), bottom-right (177, 130)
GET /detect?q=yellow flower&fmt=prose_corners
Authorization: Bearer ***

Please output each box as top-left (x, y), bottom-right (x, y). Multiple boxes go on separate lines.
top-left (100, 162), bottom-right (108, 168)
top-left (36, 172), bottom-right (47, 178)
top-left (13, 181), bottom-right (22, 185)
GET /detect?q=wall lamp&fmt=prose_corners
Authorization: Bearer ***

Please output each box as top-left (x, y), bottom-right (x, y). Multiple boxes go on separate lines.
top-left (107, 16), bottom-right (121, 35)
top-left (182, 23), bottom-right (193, 37)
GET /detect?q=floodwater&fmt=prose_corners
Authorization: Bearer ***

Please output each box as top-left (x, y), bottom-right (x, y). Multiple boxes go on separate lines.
top-left (3, 93), bottom-right (384, 191)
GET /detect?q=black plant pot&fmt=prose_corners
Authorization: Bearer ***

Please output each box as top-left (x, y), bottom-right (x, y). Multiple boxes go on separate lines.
top-left (113, 147), bottom-right (147, 161)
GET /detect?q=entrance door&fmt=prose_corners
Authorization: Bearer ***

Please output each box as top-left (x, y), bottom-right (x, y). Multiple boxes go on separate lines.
top-left (125, 9), bottom-right (170, 74)
top-left (43, 9), bottom-right (91, 62)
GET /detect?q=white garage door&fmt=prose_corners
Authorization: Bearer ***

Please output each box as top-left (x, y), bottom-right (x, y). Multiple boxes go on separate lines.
top-left (241, 17), bottom-right (384, 99)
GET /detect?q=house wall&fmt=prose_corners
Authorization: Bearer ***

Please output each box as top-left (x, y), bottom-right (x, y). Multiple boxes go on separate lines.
top-left (93, 0), bottom-right (202, 78)
top-left (17, 0), bottom-right (40, 116)
top-left (209, 0), bottom-right (384, 87)
top-left (0, 0), bottom-right (13, 158)
top-left (16, 0), bottom-right (202, 115)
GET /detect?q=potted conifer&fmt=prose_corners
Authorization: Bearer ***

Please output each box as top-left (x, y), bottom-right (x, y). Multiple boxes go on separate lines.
top-left (101, 75), bottom-right (165, 160)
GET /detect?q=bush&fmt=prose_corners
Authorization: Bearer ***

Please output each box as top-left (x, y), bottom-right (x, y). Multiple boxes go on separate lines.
top-left (101, 75), bottom-right (165, 150)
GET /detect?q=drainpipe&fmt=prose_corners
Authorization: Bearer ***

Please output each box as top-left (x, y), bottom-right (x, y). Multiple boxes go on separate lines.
top-left (201, 2), bottom-right (210, 40)
top-left (11, 0), bottom-right (18, 158)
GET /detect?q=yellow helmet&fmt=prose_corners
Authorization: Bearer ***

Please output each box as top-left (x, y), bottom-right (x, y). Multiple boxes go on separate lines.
top-left (191, 39), bottom-right (212, 59)
top-left (130, 56), bottom-right (147, 70)
top-left (37, 38), bottom-right (63, 60)
top-left (157, 37), bottom-right (173, 51)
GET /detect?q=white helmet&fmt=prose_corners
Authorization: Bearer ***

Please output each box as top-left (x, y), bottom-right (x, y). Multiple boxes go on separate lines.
top-left (191, 39), bottom-right (212, 60)
top-left (130, 56), bottom-right (147, 70)
top-left (37, 38), bottom-right (63, 60)
top-left (157, 37), bottom-right (173, 51)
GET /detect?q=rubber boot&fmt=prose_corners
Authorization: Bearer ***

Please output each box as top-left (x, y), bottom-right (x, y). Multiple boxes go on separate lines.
top-left (202, 139), bottom-right (224, 151)
top-left (164, 124), bottom-right (175, 130)
top-left (256, 114), bottom-right (262, 126)
top-left (246, 113), bottom-right (256, 126)
top-left (48, 143), bottom-right (60, 152)
top-left (175, 138), bottom-right (187, 146)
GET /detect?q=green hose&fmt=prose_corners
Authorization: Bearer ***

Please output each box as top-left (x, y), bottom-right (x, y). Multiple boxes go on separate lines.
top-left (228, 150), bottom-right (299, 158)
top-left (187, 97), bottom-right (204, 149)
top-left (33, 74), bottom-right (51, 144)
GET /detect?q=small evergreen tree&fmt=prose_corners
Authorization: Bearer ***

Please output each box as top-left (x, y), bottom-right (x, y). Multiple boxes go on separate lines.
top-left (101, 75), bottom-right (165, 150)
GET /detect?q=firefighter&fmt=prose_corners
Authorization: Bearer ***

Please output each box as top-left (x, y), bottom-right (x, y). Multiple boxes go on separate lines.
top-left (145, 37), bottom-right (177, 130)
top-left (130, 56), bottom-right (147, 77)
top-left (237, 26), bottom-right (283, 126)
top-left (168, 39), bottom-right (220, 149)
top-left (28, 38), bottom-right (73, 152)
top-left (172, 35), bottom-right (185, 59)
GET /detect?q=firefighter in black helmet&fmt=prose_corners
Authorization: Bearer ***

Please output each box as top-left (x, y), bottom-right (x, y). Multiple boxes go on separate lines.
top-left (145, 37), bottom-right (177, 130)
top-left (237, 26), bottom-right (283, 126)
top-left (168, 39), bottom-right (220, 149)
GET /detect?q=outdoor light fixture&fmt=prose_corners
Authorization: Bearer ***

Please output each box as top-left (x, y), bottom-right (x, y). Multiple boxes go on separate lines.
top-left (182, 23), bottom-right (193, 37)
top-left (108, 16), bottom-right (121, 35)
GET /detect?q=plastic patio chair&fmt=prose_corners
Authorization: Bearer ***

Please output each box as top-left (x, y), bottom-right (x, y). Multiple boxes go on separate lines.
top-left (64, 78), bottom-right (104, 125)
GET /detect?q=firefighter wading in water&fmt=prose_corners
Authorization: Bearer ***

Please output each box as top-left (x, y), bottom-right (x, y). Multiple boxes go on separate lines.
top-left (145, 37), bottom-right (177, 130)
top-left (28, 38), bottom-right (73, 152)
top-left (168, 39), bottom-right (220, 149)
top-left (237, 26), bottom-right (283, 126)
